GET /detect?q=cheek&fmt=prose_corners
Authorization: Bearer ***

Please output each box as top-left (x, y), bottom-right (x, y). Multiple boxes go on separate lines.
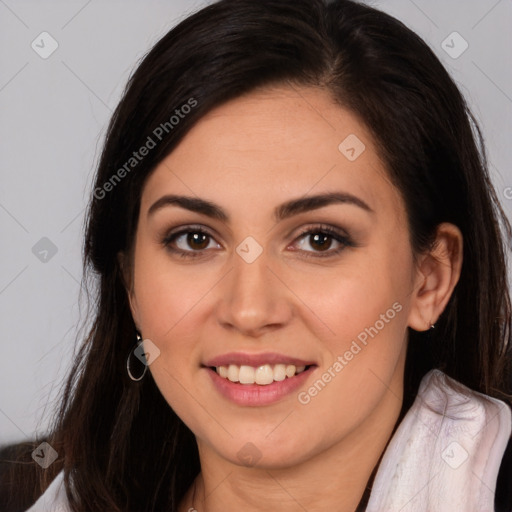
top-left (132, 260), bottom-right (207, 419)
top-left (288, 264), bottom-right (410, 443)
top-left (132, 243), bottom-right (213, 342)
top-left (288, 251), bottom-right (411, 349)
top-left (294, 274), bottom-right (407, 405)
top-left (287, 246), bottom-right (412, 414)
top-left (131, 249), bottom-right (222, 413)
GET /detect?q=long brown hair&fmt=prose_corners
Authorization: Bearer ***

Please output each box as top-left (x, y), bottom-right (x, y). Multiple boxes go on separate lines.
top-left (3, 0), bottom-right (511, 510)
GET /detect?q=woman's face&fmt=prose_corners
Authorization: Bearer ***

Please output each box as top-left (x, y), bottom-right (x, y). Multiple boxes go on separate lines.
top-left (126, 85), bottom-right (422, 469)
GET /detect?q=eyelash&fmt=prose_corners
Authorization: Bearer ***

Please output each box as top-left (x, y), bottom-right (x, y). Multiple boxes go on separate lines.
top-left (161, 224), bottom-right (355, 260)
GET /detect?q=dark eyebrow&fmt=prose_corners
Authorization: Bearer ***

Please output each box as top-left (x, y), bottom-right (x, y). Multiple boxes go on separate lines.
top-left (147, 192), bottom-right (374, 222)
top-left (275, 192), bottom-right (374, 220)
top-left (147, 195), bottom-right (229, 221)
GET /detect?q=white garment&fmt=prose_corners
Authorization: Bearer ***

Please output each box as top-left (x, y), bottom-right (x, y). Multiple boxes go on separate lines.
top-left (26, 369), bottom-right (511, 511)
top-left (366, 370), bottom-right (511, 511)
top-left (26, 470), bottom-right (67, 511)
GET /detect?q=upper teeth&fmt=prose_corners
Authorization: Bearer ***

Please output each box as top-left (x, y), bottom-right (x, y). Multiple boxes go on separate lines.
top-left (216, 364), bottom-right (307, 385)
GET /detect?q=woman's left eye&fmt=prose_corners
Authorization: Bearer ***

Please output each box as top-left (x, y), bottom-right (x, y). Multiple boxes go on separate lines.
top-left (290, 226), bottom-right (354, 258)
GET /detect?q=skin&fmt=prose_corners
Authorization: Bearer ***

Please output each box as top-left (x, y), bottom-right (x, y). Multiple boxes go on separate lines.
top-left (120, 84), bottom-right (463, 511)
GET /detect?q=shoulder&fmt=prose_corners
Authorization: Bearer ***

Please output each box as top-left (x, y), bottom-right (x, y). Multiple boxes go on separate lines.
top-left (420, 371), bottom-right (512, 511)
top-left (24, 470), bottom-right (69, 512)
top-left (496, 434), bottom-right (512, 512)
top-left (367, 370), bottom-right (512, 511)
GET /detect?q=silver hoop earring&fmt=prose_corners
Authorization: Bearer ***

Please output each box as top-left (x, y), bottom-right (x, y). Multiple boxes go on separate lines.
top-left (127, 332), bottom-right (148, 381)
top-left (430, 323), bottom-right (436, 330)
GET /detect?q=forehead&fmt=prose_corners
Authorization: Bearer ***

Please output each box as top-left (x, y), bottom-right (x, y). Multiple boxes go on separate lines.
top-left (141, 85), bottom-right (404, 223)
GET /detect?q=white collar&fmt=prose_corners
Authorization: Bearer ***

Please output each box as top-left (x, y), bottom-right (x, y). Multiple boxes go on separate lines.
top-left (367, 369), bottom-right (512, 511)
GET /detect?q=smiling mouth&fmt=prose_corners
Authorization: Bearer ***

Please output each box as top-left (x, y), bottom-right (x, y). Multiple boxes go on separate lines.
top-left (211, 364), bottom-right (313, 386)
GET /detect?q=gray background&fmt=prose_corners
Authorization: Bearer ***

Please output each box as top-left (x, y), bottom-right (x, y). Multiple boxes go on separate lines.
top-left (1, 0), bottom-right (511, 444)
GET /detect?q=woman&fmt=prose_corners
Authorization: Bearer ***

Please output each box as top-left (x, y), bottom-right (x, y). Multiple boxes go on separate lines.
top-left (8, 0), bottom-right (512, 510)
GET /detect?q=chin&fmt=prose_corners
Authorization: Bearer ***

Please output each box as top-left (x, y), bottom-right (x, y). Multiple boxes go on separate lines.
top-left (211, 433), bottom-right (319, 470)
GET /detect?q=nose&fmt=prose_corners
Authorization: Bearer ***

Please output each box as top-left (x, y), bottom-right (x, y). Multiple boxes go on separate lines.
top-left (215, 250), bottom-right (294, 338)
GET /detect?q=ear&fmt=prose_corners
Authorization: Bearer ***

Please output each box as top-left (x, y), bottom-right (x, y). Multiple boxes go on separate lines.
top-left (407, 222), bottom-right (463, 331)
top-left (117, 250), bottom-right (141, 330)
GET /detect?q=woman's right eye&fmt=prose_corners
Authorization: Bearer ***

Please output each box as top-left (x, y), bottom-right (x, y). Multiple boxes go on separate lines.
top-left (161, 227), bottom-right (221, 258)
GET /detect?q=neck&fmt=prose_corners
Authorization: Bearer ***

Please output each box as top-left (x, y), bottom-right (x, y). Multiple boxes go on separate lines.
top-left (181, 385), bottom-right (403, 512)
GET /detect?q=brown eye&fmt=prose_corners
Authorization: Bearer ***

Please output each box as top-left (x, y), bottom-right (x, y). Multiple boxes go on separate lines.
top-left (186, 232), bottom-right (210, 250)
top-left (162, 226), bottom-right (222, 258)
top-left (308, 233), bottom-right (333, 251)
top-left (291, 225), bottom-right (354, 258)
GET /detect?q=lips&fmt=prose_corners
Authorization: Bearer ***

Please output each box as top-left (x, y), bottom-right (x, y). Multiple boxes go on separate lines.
top-left (202, 352), bottom-right (317, 406)
top-left (203, 352), bottom-right (315, 368)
